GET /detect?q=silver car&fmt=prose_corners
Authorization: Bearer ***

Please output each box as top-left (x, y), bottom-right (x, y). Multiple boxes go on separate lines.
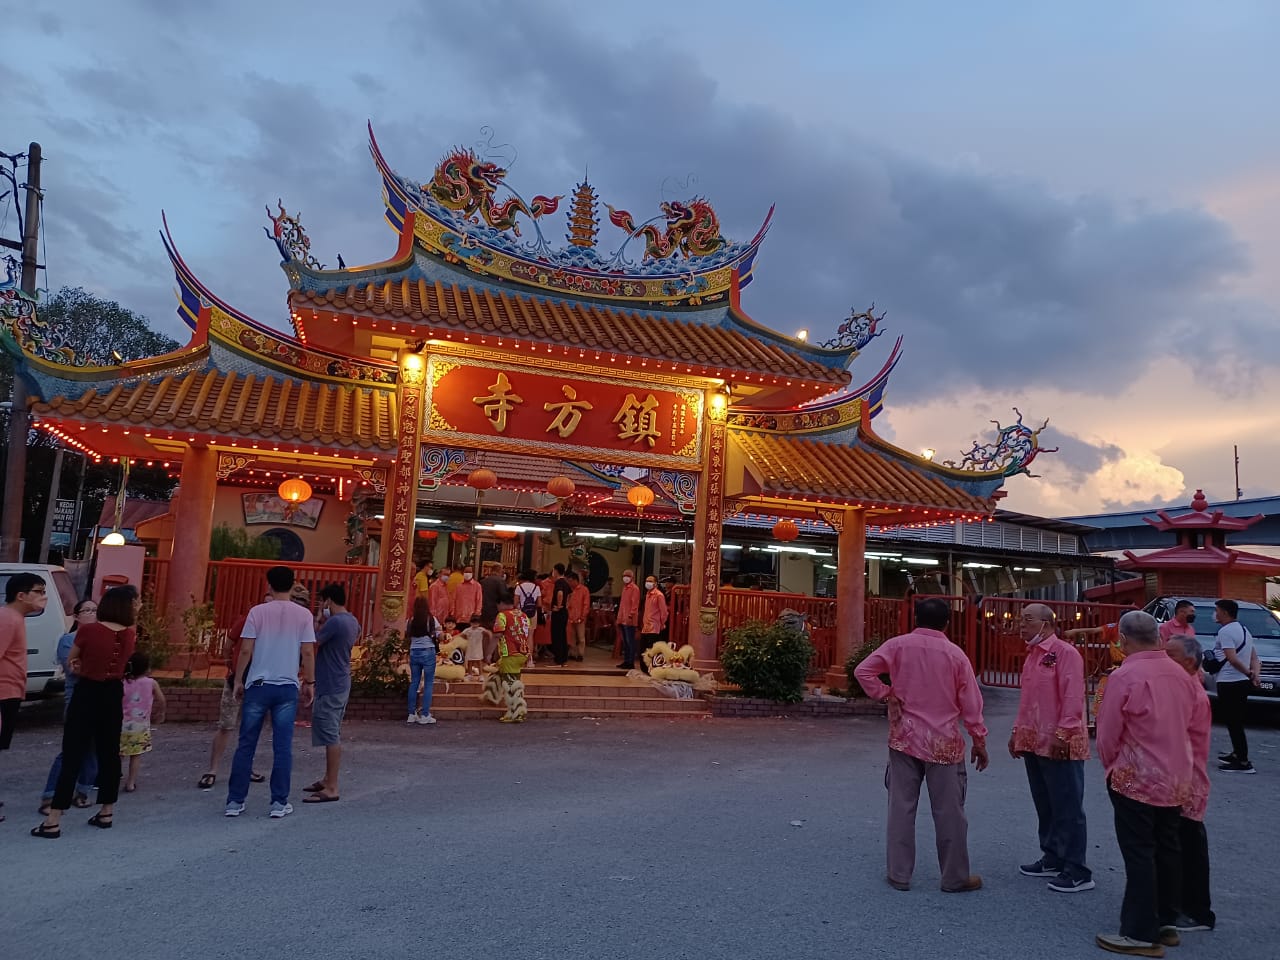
top-left (1144, 596), bottom-right (1280, 701)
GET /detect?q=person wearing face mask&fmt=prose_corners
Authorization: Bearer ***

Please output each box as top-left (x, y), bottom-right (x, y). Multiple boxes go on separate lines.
top-left (616, 569), bottom-right (641, 670)
top-left (1011, 603), bottom-right (1093, 894)
top-left (1158, 600), bottom-right (1197, 643)
top-left (639, 576), bottom-right (668, 671)
top-left (453, 565), bottom-right (482, 626)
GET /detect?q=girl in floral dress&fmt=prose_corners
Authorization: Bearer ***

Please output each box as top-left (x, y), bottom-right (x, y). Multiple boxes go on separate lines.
top-left (119, 652), bottom-right (166, 792)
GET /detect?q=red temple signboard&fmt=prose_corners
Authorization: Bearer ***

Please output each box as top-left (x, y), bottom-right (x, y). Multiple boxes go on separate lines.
top-left (424, 357), bottom-right (704, 467)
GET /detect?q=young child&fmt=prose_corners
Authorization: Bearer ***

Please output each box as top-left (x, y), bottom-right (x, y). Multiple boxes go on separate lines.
top-left (119, 652), bottom-right (166, 792)
top-left (461, 615), bottom-right (491, 679)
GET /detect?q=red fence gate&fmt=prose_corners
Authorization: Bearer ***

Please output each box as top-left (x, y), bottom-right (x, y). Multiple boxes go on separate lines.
top-left (202, 560), bottom-right (380, 661)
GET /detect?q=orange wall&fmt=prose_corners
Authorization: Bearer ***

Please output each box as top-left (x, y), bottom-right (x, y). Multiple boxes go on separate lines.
top-left (212, 488), bottom-right (349, 565)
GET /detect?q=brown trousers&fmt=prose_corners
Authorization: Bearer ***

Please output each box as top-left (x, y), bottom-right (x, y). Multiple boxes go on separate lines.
top-left (885, 748), bottom-right (971, 889)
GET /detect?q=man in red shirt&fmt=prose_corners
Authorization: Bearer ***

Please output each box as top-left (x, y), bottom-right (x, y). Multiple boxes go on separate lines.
top-left (567, 571), bottom-right (591, 662)
top-left (1096, 610), bottom-right (1201, 956)
top-left (855, 597), bottom-right (988, 893)
top-left (616, 569), bottom-right (641, 670)
top-left (1158, 600), bottom-right (1197, 643)
top-left (0, 573), bottom-right (48, 822)
top-left (452, 566), bottom-right (482, 625)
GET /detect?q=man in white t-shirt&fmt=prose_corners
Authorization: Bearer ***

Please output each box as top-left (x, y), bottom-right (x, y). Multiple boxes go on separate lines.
top-left (1211, 599), bottom-right (1261, 774)
top-left (225, 566), bottom-right (316, 818)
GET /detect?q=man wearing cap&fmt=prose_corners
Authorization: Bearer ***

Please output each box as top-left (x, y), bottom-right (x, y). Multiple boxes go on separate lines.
top-left (226, 566), bottom-right (316, 820)
top-left (616, 569), bottom-right (641, 670)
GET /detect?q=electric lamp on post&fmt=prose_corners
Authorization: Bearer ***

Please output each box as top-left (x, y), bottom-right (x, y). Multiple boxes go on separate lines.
top-left (708, 382), bottom-right (731, 421)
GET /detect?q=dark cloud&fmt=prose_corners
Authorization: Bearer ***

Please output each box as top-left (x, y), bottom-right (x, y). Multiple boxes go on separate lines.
top-left (1038, 425), bottom-right (1123, 478)
top-left (396, 1), bottom-right (1260, 398)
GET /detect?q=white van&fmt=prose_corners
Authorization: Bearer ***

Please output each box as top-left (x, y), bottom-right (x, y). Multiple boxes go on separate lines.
top-left (0, 564), bottom-right (78, 697)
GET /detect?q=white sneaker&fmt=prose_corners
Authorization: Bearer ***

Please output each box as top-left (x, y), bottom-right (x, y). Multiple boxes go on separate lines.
top-left (269, 802), bottom-right (293, 819)
top-left (417, 714), bottom-right (437, 724)
top-left (406, 714), bottom-right (418, 724)
top-left (224, 801), bottom-right (245, 817)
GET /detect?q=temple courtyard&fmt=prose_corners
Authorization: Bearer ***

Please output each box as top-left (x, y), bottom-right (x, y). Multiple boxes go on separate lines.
top-left (4, 688), bottom-right (1277, 959)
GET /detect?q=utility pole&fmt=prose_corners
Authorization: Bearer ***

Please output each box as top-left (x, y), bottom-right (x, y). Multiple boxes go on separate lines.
top-left (0, 142), bottom-right (40, 561)
top-left (37, 447), bottom-right (63, 563)
top-left (1235, 444), bottom-right (1243, 501)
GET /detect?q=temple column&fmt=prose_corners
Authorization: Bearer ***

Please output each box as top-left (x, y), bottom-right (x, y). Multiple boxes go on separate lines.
top-left (825, 507), bottom-right (867, 691)
top-left (377, 347), bottom-right (426, 630)
top-left (165, 444), bottom-right (216, 637)
top-left (688, 388), bottom-right (728, 674)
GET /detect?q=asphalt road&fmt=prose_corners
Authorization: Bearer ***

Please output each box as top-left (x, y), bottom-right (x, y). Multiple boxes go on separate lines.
top-left (2, 688), bottom-right (1276, 960)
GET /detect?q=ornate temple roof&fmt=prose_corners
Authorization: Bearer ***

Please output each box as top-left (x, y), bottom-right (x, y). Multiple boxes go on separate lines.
top-left (1143, 489), bottom-right (1264, 534)
top-left (289, 278), bottom-right (849, 390)
top-left (30, 369), bottom-right (399, 453)
top-left (730, 430), bottom-right (998, 522)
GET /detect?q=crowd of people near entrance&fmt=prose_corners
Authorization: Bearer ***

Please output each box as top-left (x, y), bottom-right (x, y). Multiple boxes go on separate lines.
top-left (855, 596), bottom-right (1263, 958)
top-left (410, 560), bottom-right (670, 673)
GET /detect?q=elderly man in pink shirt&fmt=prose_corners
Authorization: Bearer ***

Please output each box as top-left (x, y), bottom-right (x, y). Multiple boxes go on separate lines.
top-left (1095, 610), bottom-right (1201, 957)
top-left (1011, 602), bottom-right (1094, 894)
top-left (1164, 632), bottom-right (1215, 936)
top-left (855, 597), bottom-right (989, 894)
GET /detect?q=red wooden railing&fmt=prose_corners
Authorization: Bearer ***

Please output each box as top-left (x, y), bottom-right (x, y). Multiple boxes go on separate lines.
top-left (669, 585), bottom-right (842, 673)
top-left (202, 560), bottom-right (380, 660)
top-left (971, 597), bottom-right (1133, 691)
top-left (671, 586), bottom-right (1132, 692)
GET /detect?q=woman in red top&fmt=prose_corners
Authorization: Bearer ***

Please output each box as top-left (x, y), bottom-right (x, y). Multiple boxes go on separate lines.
top-left (33, 584), bottom-right (140, 838)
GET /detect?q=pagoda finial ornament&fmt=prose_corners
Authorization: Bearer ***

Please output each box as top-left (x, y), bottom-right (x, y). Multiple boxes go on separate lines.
top-left (822, 303), bottom-right (887, 351)
top-left (1190, 489), bottom-right (1209, 512)
top-left (264, 200), bottom-right (323, 269)
top-left (566, 176), bottom-right (599, 249)
top-left (948, 407), bottom-right (1058, 478)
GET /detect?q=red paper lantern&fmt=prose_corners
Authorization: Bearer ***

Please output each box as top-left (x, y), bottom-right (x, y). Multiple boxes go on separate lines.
top-left (626, 485), bottom-right (655, 511)
top-left (450, 532), bottom-right (470, 543)
top-left (547, 475), bottom-right (576, 501)
top-left (493, 529), bottom-right (518, 541)
top-left (417, 529), bottom-right (438, 540)
top-left (278, 477), bottom-right (312, 504)
top-left (466, 468), bottom-right (498, 515)
top-left (772, 518), bottom-right (800, 542)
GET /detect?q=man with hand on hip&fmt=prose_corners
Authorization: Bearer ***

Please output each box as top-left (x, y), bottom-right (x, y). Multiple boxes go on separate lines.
top-left (855, 597), bottom-right (988, 894)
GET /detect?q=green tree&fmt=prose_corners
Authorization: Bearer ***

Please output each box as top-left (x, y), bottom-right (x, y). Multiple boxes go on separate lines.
top-left (0, 288), bottom-right (182, 559)
top-left (210, 524), bottom-right (282, 561)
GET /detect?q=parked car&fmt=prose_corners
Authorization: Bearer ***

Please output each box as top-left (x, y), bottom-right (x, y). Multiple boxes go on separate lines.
top-left (0, 564), bottom-right (79, 697)
top-left (1145, 596), bottom-right (1280, 702)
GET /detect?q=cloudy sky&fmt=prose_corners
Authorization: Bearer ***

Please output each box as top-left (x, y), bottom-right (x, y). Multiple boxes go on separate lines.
top-left (4, 0), bottom-right (1277, 518)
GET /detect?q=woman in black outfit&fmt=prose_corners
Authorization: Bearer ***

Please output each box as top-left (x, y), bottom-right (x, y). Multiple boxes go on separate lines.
top-left (32, 584), bottom-right (139, 838)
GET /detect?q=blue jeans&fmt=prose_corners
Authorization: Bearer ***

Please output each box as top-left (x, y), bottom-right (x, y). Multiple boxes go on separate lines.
top-left (619, 625), bottom-right (638, 666)
top-left (42, 695), bottom-right (98, 799)
top-left (1024, 754), bottom-right (1090, 880)
top-left (408, 648), bottom-right (436, 716)
top-left (228, 682), bottom-right (298, 806)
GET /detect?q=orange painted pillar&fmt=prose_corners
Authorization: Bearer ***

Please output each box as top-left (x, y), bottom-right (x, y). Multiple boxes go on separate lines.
top-left (165, 444), bottom-right (217, 634)
top-left (377, 348), bottom-right (426, 630)
top-left (689, 388), bottom-right (728, 674)
top-left (825, 507), bottom-right (867, 690)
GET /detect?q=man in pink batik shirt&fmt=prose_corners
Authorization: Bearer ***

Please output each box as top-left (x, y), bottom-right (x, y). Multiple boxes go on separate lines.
top-left (855, 597), bottom-right (989, 894)
top-left (1011, 603), bottom-right (1094, 894)
top-left (1095, 610), bottom-right (1201, 957)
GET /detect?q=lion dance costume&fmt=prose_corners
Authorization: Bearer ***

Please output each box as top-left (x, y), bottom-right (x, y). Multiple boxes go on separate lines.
top-left (480, 607), bottom-right (531, 722)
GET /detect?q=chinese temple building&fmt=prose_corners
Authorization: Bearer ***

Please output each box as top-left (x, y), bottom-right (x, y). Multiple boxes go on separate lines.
top-left (1, 127), bottom-right (1048, 682)
top-left (1083, 489), bottom-right (1280, 605)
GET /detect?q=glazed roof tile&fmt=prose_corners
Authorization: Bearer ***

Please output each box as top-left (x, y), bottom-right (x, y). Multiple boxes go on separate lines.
top-left (290, 279), bottom-right (849, 386)
top-left (31, 370), bottom-right (398, 452)
top-left (732, 432), bottom-right (995, 513)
